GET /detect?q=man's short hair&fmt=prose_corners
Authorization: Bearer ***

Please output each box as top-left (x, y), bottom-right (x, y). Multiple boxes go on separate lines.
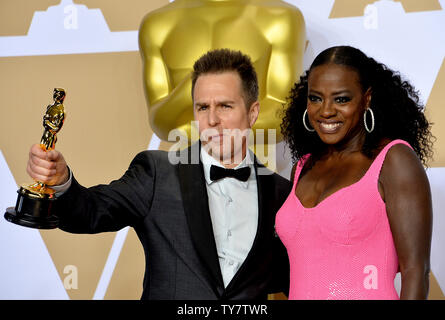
top-left (191, 48), bottom-right (259, 108)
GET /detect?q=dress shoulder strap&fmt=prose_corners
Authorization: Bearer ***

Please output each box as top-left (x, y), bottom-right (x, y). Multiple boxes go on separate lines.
top-left (291, 154), bottom-right (311, 191)
top-left (367, 139), bottom-right (414, 181)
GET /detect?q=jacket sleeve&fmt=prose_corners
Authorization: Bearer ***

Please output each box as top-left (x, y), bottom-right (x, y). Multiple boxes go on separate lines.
top-left (267, 173), bottom-right (292, 296)
top-left (56, 151), bottom-right (156, 234)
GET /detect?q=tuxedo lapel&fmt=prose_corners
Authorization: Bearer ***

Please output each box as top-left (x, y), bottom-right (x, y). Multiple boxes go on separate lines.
top-left (254, 159), bottom-right (276, 242)
top-left (177, 146), bottom-right (224, 296)
top-left (224, 156), bottom-right (274, 292)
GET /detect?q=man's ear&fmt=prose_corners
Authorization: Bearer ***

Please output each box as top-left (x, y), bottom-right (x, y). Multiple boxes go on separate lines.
top-left (248, 101), bottom-right (260, 128)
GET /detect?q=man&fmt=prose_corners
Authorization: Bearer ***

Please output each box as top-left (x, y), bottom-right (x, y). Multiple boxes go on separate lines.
top-left (26, 49), bottom-right (291, 299)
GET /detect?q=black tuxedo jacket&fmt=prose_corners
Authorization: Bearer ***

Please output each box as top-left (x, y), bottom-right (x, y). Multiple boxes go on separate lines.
top-left (57, 146), bottom-right (292, 299)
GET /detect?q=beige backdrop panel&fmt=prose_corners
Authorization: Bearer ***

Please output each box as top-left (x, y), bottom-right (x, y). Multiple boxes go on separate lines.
top-left (329, 0), bottom-right (442, 18)
top-left (0, 0), bottom-right (169, 36)
top-left (73, 0), bottom-right (169, 31)
top-left (0, 51), bottom-right (152, 299)
top-left (0, 0), bottom-right (60, 36)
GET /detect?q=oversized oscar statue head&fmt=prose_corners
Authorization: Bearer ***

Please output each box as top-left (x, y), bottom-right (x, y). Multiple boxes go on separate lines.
top-left (139, 0), bottom-right (306, 144)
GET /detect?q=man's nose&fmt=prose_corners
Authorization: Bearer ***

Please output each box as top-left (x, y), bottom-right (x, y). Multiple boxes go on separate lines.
top-left (208, 107), bottom-right (220, 126)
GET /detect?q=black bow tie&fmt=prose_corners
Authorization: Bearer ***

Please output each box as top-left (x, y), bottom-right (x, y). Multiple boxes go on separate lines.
top-left (210, 165), bottom-right (251, 182)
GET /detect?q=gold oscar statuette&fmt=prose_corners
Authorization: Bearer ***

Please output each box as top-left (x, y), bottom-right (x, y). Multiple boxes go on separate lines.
top-left (4, 88), bottom-right (66, 229)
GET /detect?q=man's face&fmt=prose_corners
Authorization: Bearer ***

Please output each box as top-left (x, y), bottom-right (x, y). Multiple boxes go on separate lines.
top-left (193, 71), bottom-right (259, 165)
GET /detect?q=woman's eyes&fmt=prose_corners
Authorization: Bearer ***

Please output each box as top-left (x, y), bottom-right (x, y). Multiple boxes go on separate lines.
top-left (308, 95), bottom-right (321, 102)
top-left (334, 96), bottom-right (351, 104)
top-left (308, 95), bottom-right (351, 104)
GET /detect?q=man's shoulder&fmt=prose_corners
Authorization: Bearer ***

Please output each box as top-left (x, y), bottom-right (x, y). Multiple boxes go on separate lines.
top-left (130, 149), bottom-right (172, 169)
top-left (267, 170), bottom-right (292, 189)
top-left (134, 149), bottom-right (169, 160)
top-left (254, 159), bottom-right (291, 187)
top-left (132, 148), bottom-right (198, 167)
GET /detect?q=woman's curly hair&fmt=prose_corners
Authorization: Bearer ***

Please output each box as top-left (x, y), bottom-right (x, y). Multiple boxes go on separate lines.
top-left (280, 46), bottom-right (434, 166)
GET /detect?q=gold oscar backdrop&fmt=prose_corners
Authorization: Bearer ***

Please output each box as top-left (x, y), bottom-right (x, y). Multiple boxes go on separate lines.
top-left (138, 0), bottom-right (306, 143)
top-left (0, 0), bottom-right (444, 300)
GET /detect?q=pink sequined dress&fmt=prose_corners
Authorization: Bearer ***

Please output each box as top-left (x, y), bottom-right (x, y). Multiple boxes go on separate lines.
top-left (275, 140), bottom-right (411, 300)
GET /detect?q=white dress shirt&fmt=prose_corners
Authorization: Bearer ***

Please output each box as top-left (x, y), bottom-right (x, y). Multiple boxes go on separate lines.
top-left (200, 146), bottom-right (258, 288)
top-left (51, 167), bottom-right (72, 196)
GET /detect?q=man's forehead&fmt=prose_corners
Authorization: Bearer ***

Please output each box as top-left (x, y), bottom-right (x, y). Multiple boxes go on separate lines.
top-left (194, 81), bottom-right (244, 104)
top-left (194, 71), bottom-right (242, 87)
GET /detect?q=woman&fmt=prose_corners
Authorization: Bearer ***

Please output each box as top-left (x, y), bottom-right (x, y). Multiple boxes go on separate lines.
top-left (276, 46), bottom-right (434, 300)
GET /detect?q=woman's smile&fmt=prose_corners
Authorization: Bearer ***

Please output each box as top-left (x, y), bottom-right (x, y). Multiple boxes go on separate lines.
top-left (317, 120), bottom-right (343, 134)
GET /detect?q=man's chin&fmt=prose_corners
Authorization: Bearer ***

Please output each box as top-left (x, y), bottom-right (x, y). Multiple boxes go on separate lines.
top-left (203, 143), bottom-right (247, 166)
top-left (203, 143), bottom-right (225, 158)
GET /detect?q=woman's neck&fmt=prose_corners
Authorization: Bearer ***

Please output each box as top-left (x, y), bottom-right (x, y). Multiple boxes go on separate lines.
top-left (323, 131), bottom-right (367, 159)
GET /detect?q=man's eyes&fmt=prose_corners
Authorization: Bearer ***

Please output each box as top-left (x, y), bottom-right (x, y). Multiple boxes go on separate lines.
top-left (196, 104), bottom-right (233, 111)
top-left (197, 105), bottom-right (232, 110)
top-left (196, 105), bottom-right (208, 111)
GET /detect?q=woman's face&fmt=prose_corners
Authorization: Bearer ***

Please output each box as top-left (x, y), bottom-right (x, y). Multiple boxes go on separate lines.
top-left (306, 63), bottom-right (371, 147)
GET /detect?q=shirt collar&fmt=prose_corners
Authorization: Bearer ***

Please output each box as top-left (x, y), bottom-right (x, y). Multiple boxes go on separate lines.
top-left (200, 145), bottom-right (254, 188)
